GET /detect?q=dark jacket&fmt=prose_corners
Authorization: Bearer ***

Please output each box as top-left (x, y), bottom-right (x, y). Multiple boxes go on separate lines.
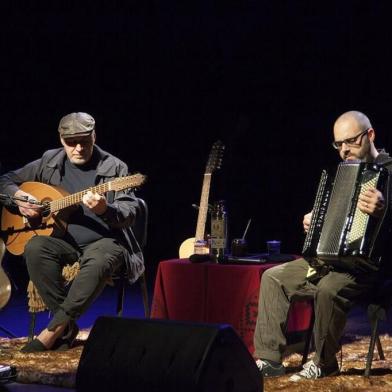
top-left (0, 145), bottom-right (144, 283)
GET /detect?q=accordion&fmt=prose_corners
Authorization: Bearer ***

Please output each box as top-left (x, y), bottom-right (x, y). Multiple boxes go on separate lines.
top-left (302, 161), bottom-right (388, 265)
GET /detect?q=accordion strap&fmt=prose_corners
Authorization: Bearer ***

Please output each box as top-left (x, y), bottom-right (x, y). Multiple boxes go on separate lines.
top-left (305, 258), bottom-right (332, 283)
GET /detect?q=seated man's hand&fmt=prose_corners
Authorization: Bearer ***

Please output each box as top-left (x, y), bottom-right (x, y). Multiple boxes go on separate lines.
top-left (303, 211), bottom-right (312, 233)
top-left (358, 187), bottom-right (385, 217)
top-left (82, 190), bottom-right (108, 216)
top-left (14, 190), bottom-right (41, 218)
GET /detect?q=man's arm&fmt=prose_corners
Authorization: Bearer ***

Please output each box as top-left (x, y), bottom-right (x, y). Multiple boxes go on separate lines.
top-left (0, 160), bottom-right (42, 218)
top-left (0, 159), bottom-right (41, 196)
top-left (83, 188), bottom-right (138, 229)
top-left (83, 161), bottom-right (139, 228)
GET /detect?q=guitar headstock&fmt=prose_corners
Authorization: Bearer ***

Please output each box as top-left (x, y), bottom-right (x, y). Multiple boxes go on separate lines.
top-left (111, 173), bottom-right (147, 192)
top-left (205, 140), bottom-right (225, 174)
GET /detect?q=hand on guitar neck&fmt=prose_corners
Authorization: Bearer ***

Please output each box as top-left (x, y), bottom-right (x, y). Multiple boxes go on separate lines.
top-left (14, 190), bottom-right (43, 218)
top-left (82, 190), bottom-right (108, 215)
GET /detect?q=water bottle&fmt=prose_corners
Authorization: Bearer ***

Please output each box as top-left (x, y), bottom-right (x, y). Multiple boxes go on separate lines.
top-left (210, 200), bottom-right (227, 263)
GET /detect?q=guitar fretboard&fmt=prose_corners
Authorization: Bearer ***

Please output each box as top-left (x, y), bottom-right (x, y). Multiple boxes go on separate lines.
top-left (49, 182), bottom-right (113, 213)
top-left (48, 174), bottom-right (145, 213)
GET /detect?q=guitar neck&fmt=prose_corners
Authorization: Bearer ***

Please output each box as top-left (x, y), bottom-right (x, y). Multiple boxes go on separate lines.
top-left (50, 182), bottom-right (113, 213)
top-left (47, 173), bottom-right (145, 213)
top-left (195, 173), bottom-right (211, 241)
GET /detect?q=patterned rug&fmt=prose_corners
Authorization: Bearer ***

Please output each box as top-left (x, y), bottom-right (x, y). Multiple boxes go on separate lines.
top-left (0, 330), bottom-right (90, 389)
top-left (266, 333), bottom-right (392, 392)
top-left (0, 332), bottom-right (391, 391)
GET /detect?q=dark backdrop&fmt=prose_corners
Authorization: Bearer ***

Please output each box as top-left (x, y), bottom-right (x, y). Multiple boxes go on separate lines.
top-left (2, 1), bottom-right (392, 288)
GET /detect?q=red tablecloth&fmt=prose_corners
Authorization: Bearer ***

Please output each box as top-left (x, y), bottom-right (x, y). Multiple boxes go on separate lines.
top-left (151, 258), bottom-right (312, 354)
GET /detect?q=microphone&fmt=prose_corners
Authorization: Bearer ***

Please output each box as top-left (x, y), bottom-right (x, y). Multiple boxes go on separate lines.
top-left (0, 194), bottom-right (43, 206)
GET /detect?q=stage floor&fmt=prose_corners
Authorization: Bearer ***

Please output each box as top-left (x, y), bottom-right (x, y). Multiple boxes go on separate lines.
top-left (1, 284), bottom-right (392, 392)
top-left (1, 283), bottom-right (148, 392)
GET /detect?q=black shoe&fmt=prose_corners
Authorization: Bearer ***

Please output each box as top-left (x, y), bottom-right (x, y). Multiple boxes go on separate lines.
top-left (52, 322), bottom-right (79, 351)
top-left (21, 338), bottom-right (48, 353)
top-left (255, 359), bottom-right (285, 377)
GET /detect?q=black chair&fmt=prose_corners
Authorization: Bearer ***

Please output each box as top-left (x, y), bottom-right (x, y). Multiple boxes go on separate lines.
top-left (28, 197), bottom-right (150, 340)
top-left (364, 279), bottom-right (392, 376)
top-left (116, 197), bottom-right (150, 318)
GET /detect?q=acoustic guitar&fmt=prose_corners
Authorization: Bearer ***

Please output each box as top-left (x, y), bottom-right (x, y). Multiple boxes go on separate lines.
top-left (1, 173), bottom-right (146, 256)
top-left (179, 141), bottom-right (224, 258)
top-left (0, 238), bottom-right (11, 310)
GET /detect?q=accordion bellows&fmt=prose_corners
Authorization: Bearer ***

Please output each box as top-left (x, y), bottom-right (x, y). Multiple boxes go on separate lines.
top-left (303, 161), bottom-right (388, 265)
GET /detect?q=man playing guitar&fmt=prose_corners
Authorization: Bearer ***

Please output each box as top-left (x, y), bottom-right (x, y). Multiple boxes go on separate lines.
top-left (0, 112), bottom-right (144, 352)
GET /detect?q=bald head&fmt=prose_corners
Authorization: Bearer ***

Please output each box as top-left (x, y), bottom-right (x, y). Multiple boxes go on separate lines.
top-left (334, 111), bottom-right (372, 133)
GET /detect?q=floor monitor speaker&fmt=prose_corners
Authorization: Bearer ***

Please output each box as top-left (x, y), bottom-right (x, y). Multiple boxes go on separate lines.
top-left (76, 316), bottom-right (262, 392)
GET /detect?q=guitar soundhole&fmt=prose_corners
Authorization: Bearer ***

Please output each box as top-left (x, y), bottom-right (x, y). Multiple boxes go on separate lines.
top-left (41, 202), bottom-right (51, 218)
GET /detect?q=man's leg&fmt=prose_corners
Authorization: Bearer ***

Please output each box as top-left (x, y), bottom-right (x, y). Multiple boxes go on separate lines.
top-left (47, 237), bottom-right (125, 330)
top-left (290, 269), bottom-right (377, 381)
top-left (24, 236), bottom-right (79, 314)
top-left (23, 236), bottom-right (79, 350)
top-left (254, 258), bottom-right (311, 363)
top-left (313, 270), bottom-right (376, 367)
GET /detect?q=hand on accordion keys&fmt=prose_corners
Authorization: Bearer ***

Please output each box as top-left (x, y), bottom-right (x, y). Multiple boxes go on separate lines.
top-left (303, 188), bottom-right (384, 234)
top-left (303, 211), bottom-right (313, 233)
top-left (358, 187), bottom-right (385, 218)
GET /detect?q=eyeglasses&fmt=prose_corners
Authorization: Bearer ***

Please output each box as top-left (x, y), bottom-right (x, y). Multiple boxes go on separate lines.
top-left (332, 128), bottom-right (370, 150)
top-left (63, 135), bottom-right (94, 148)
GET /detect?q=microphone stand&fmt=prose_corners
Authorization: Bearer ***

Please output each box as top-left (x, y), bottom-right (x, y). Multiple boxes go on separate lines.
top-left (0, 195), bottom-right (39, 339)
top-left (0, 325), bottom-right (17, 339)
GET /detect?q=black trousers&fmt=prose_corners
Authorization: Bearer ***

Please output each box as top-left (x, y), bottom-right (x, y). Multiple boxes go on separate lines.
top-left (24, 236), bottom-right (125, 330)
top-left (253, 258), bottom-right (378, 367)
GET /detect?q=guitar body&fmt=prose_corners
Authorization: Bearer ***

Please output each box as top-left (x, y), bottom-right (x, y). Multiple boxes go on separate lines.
top-left (1, 174), bottom-right (145, 256)
top-left (178, 237), bottom-right (209, 258)
top-left (0, 238), bottom-right (11, 310)
top-left (179, 237), bottom-right (195, 258)
top-left (1, 182), bottom-right (69, 255)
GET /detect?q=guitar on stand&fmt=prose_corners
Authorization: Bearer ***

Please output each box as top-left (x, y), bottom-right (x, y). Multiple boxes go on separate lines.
top-left (179, 140), bottom-right (224, 258)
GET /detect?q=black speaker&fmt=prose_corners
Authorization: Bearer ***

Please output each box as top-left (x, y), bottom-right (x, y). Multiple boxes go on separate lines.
top-left (76, 316), bottom-right (262, 392)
